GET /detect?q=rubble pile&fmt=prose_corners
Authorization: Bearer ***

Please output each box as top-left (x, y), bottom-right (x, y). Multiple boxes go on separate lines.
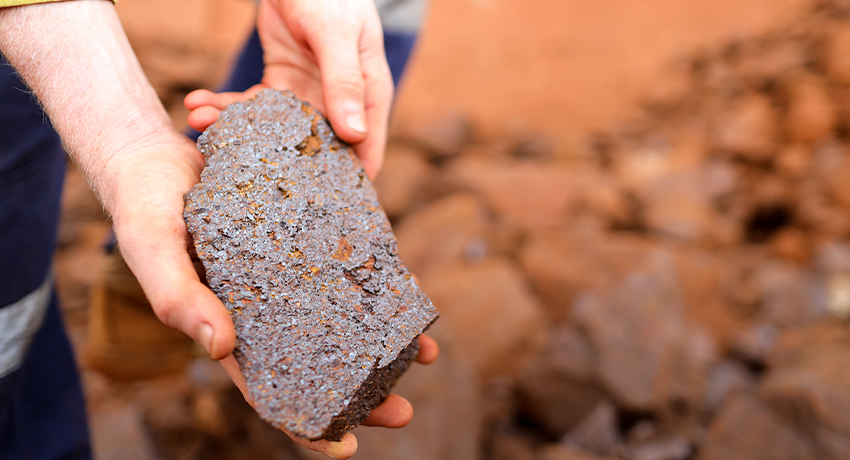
top-left (355, 1), bottom-right (850, 459)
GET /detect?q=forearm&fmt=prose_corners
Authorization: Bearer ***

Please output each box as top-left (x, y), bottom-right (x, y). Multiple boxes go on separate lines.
top-left (0, 0), bottom-right (196, 214)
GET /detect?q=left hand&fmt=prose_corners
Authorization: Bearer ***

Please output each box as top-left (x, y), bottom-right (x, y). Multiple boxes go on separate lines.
top-left (185, 0), bottom-right (393, 180)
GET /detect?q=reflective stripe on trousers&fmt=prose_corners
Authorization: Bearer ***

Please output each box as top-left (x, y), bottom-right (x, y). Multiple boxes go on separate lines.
top-left (0, 273), bottom-right (51, 379)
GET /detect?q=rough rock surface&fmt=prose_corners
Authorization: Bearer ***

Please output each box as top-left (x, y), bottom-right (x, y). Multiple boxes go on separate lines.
top-left (183, 89), bottom-right (439, 440)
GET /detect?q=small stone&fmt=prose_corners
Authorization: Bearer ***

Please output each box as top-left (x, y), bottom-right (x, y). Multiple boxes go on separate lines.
top-left (419, 258), bottom-right (543, 377)
top-left (490, 430), bottom-right (537, 460)
top-left (755, 261), bottom-right (825, 327)
top-left (572, 250), bottom-right (717, 413)
top-left (627, 421), bottom-right (657, 445)
top-left (561, 401), bottom-right (622, 456)
top-left (518, 229), bottom-right (652, 321)
top-left (712, 94), bottom-right (779, 162)
top-left (729, 324), bottom-right (778, 366)
top-left (698, 393), bottom-right (817, 460)
top-left (775, 144), bottom-right (813, 178)
top-left (572, 250), bottom-right (718, 413)
top-left (703, 360), bottom-right (756, 414)
top-left (631, 437), bottom-right (691, 460)
top-left (640, 172), bottom-right (718, 241)
top-left (780, 72), bottom-right (837, 144)
top-left (734, 38), bottom-right (806, 87)
top-left (768, 227), bottom-right (810, 264)
top-left (823, 25), bottom-right (850, 85)
top-left (518, 327), bottom-right (604, 437)
top-left (539, 444), bottom-right (615, 460)
top-left (396, 111), bottom-right (473, 160)
top-left (394, 193), bottom-right (490, 277)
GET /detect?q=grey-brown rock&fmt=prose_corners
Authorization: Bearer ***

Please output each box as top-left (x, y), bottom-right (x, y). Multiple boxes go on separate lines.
top-left (517, 328), bottom-right (604, 437)
top-left (518, 229), bottom-right (652, 321)
top-left (395, 111), bottom-right (473, 159)
top-left (734, 39), bottom-right (806, 88)
top-left (419, 258), bottom-right (543, 377)
top-left (823, 24), bottom-right (850, 85)
top-left (758, 323), bottom-right (850, 459)
top-left (640, 172), bottom-right (718, 241)
top-left (571, 250), bottom-right (717, 413)
top-left (631, 437), bottom-right (691, 460)
top-left (712, 94), bottom-right (779, 162)
top-left (703, 360), bottom-right (756, 414)
top-left (394, 193), bottom-right (490, 277)
top-left (184, 89), bottom-right (439, 440)
top-left (561, 401), bottom-right (622, 456)
top-left (780, 72), bottom-right (837, 144)
top-left (490, 430), bottom-right (537, 460)
top-left (538, 444), bottom-right (616, 460)
top-left (698, 393), bottom-right (818, 460)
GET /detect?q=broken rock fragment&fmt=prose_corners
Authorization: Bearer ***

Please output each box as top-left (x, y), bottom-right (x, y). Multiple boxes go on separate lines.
top-left (183, 89), bottom-right (439, 440)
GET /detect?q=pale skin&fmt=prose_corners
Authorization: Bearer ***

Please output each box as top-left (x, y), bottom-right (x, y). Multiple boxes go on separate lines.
top-left (0, 1), bottom-right (436, 458)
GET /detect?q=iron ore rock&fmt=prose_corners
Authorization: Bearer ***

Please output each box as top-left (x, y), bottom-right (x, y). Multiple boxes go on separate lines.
top-left (183, 89), bottom-right (439, 440)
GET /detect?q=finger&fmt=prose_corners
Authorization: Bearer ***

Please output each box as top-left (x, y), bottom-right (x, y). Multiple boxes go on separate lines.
top-left (350, 26), bottom-right (393, 180)
top-left (186, 85), bottom-right (271, 131)
top-left (187, 106), bottom-right (223, 132)
top-left (289, 432), bottom-right (358, 459)
top-left (184, 88), bottom-right (259, 111)
top-left (362, 394), bottom-right (413, 428)
top-left (416, 334), bottom-right (439, 364)
top-left (313, 26), bottom-right (369, 146)
top-left (116, 205), bottom-right (236, 360)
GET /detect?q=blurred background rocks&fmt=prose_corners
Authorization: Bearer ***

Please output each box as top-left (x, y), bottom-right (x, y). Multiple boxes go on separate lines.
top-left (54, 0), bottom-right (850, 458)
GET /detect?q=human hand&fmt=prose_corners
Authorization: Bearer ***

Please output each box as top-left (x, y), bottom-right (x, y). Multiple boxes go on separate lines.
top-left (219, 335), bottom-right (439, 459)
top-left (185, 0), bottom-right (393, 180)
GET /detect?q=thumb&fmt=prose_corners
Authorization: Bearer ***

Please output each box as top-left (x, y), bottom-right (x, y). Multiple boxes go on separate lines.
top-left (314, 30), bottom-right (368, 145)
top-left (115, 205), bottom-right (235, 360)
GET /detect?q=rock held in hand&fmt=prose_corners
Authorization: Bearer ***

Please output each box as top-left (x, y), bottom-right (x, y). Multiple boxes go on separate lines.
top-left (184, 89), bottom-right (439, 440)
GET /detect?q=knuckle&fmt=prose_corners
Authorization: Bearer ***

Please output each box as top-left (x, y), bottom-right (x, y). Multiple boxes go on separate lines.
top-left (150, 295), bottom-right (181, 328)
top-left (330, 71), bottom-right (366, 98)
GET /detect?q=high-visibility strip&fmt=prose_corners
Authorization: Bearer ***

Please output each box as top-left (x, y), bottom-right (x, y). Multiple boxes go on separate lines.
top-left (0, 273), bottom-right (51, 379)
top-left (375, 0), bottom-right (428, 34)
top-left (0, 0), bottom-right (115, 7)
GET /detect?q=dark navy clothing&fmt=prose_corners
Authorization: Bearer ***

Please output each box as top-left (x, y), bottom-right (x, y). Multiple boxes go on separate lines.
top-left (0, 295), bottom-right (91, 460)
top-left (384, 31), bottom-right (418, 89)
top-left (0, 62), bottom-right (66, 308)
top-left (0, 58), bottom-right (92, 459)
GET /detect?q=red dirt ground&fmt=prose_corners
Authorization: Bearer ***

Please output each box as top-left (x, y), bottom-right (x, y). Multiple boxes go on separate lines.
top-left (394, 0), bottom-right (812, 147)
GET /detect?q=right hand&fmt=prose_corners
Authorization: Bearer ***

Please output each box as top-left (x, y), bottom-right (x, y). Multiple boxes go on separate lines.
top-left (185, 0), bottom-right (394, 181)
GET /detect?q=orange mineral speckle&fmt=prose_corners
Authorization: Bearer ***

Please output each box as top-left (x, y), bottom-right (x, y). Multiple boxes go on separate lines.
top-left (332, 237), bottom-right (354, 261)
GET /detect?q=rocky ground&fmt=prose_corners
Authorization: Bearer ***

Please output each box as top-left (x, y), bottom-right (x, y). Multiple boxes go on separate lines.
top-left (53, 0), bottom-right (850, 459)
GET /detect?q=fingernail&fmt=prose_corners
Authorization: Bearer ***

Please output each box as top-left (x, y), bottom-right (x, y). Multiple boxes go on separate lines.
top-left (346, 113), bottom-right (367, 134)
top-left (197, 323), bottom-right (214, 356)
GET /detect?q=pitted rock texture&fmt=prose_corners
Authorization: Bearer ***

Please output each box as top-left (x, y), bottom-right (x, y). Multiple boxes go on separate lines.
top-left (183, 89), bottom-right (439, 440)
